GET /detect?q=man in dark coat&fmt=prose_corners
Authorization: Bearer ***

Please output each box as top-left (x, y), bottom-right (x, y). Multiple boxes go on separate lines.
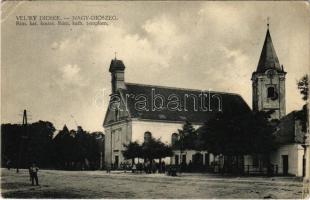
top-left (29, 163), bottom-right (39, 186)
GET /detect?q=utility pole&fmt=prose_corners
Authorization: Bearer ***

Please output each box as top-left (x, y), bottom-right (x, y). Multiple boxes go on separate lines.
top-left (17, 109), bottom-right (28, 173)
top-left (302, 105), bottom-right (310, 198)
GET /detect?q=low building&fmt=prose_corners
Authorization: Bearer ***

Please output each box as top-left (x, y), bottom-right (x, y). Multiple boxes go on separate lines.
top-left (268, 109), bottom-right (307, 176)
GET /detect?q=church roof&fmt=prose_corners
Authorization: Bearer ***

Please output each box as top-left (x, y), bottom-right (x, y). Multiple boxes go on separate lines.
top-left (256, 29), bottom-right (283, 73)
top-left (109, 59), bottom-right (125, 72)
top-left (104, 83), bottom-right (251, 126)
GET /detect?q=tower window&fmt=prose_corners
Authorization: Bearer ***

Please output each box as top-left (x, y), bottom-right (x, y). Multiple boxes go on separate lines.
top-left (267, 86), bottom-right (278, 100)
top-left (267, 87), bottom-right (275, 98)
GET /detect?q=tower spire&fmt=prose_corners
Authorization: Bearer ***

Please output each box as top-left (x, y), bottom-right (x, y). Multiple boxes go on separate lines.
top-left (255, 21), bottom-right (282, 73)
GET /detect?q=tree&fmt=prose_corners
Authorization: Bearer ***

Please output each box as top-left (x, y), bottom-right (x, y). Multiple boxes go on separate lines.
top-left (2, 121), bottom-right (104, 170)
top-left (142, 136), bottom-right (173, 164)
top-left (297, 74), bottom-right (310, 179)
top-left (53, 125), bottom-right (76, 169)
top-left (297, 74), bottom-right (309, 132)
top-left (176, 121), bottom-right (199, 151)
top-left (122, 134), bottom-right (173, 165)
top-left (122, 141), bottom-right (142, 165)
top-left (197, 112), bottom-right (276, 162)
top-left (1, 121), bottom-right (56, 169)
top-left (297, 74), bottom-right (309, 101)
top-left (88, 132), bottom-right (105, 169)
top-left (26, 121), bottom-right (55, 167)
top-left (53, 125), bottom-right (104, 170)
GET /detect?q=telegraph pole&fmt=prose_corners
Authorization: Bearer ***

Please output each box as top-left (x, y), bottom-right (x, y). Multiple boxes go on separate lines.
top-left (17, 110), bottom-right (28, 173)
top-left (302, 104), bottom-right (310, 198)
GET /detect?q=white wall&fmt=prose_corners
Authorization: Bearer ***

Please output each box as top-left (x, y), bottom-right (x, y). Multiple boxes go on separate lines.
top-left (270, 144), bottom-right (305, 176)
top-left (105, 119), bottom-right (201, 166)
top-left (104, 121), bottom-right (132, 165)
top-left (131, 120), bottom-right (201, 144)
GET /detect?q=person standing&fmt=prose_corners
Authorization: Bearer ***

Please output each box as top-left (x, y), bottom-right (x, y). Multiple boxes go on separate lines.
top-left (106, 164), bottom-right (111, 173)
top-left (6, 160), bottom-right (11, 170)
top-left (132, 164), bottom-right (136, 173)
top-left (29, 163), bottom-right (39, 186)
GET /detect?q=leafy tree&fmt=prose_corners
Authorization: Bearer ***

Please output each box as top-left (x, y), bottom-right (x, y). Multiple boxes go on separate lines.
top-left (1, 121), bottom-right (56, 168)
top-left (1, 124), bottom-right (23, 168)
top-left (197, 112), bottom-right (276, 156)
top-left (88, 132), bottom-right (105, 169)
top-left (53, 125), bottom-right (104, 170)
top-left (156, 142), bottom-right (173, 165)
top-left (2, 121), bottom-right (104, 170)
top-left (122, 141), bottom-right (142, 164)
top-left (297, 74), bottom-right (309, 133)
top-left (297, 74), bottom-right (309, 101)
top-left (142, 136), bottom-right (173, 163)
top-left (176, 121), bottom-right (199, 150)
top-left (26, 121), bottom-right (55, 167)
top-left (53, 125), bottom-right (76, 169)
top-left (123, 135), bottom-right (173, 165)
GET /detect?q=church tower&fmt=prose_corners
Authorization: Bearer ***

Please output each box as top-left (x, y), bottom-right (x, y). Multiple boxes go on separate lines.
top-left (251, 23), bottom-right (286, 120)
top-left (109, 58), bottom-right (126, 94)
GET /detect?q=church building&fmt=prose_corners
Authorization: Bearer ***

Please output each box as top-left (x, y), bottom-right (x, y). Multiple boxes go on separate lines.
top-left (103, 60), bottom-right (250, 167)
top-left (103, 24), bottom-right (307, 176)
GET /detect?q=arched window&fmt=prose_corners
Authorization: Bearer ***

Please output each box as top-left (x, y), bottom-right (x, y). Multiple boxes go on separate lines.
top-left (267, 87), bottom-right (275, 98)
top-left (144, 131), bottom-right (152, 143)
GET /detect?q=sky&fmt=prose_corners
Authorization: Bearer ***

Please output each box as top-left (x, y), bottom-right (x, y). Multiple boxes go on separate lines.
top-left (2, 1), bottom-right (309, 132)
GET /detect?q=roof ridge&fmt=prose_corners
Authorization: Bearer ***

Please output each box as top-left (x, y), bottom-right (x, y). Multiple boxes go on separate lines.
top-left (125, 82), bottom-right (240, 96)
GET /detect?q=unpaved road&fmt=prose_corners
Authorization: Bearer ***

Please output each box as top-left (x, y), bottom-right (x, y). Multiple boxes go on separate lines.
top-left (1, 169), bottom-right (305, 199)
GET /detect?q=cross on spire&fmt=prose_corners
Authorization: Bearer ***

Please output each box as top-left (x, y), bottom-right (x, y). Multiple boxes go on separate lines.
top-left (267, 17), bottom-right (270, 29)
top-left (114, 52), bottom-right (117, 60)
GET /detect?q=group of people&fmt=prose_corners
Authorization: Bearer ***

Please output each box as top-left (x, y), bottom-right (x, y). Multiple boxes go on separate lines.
top-left (119, 161), bottom-right (167, 174)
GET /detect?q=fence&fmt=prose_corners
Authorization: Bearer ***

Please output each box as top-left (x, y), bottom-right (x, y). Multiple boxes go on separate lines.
top-left (212, 164), bottom-right (279, 176)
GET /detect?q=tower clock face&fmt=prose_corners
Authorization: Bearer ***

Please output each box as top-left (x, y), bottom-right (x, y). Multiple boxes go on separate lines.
top-left (267, 70), bottom-right (275, 78)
